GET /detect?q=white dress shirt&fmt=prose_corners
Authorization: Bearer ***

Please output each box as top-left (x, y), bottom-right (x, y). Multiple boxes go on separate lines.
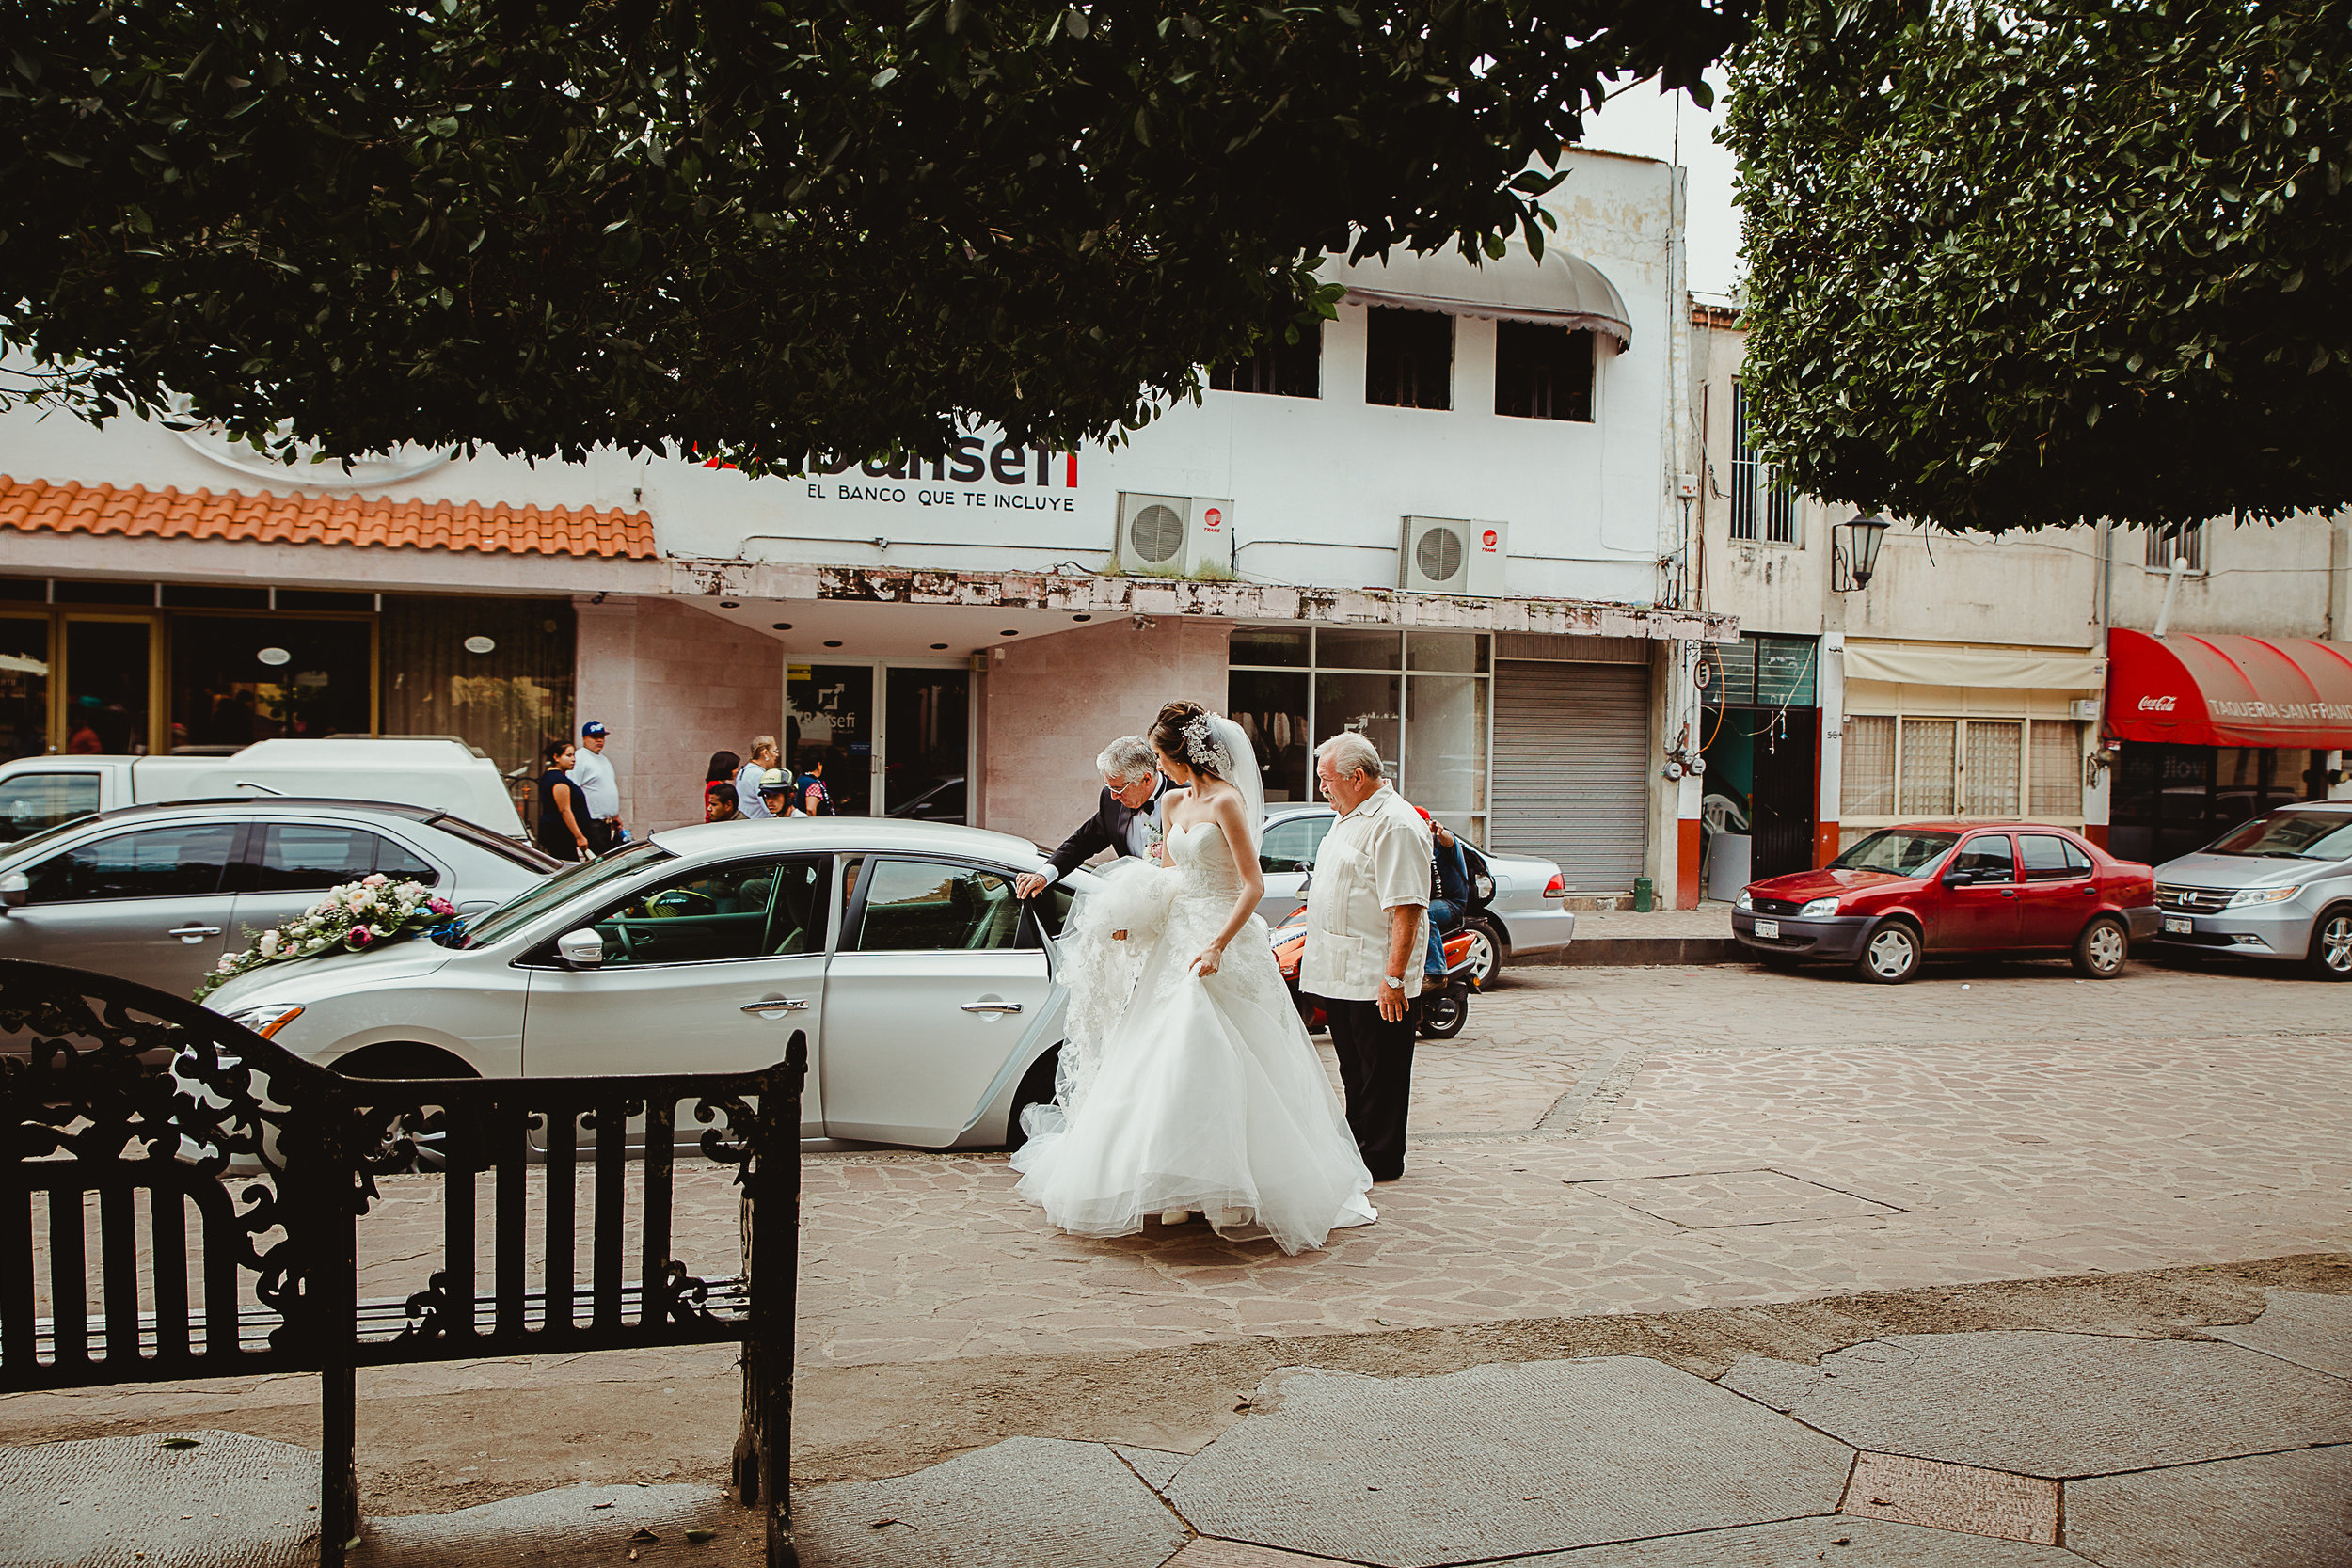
top-left (736, 760), bottom-right (773, 819)
top-left (1299, 785), bottom-right (1431, 1002)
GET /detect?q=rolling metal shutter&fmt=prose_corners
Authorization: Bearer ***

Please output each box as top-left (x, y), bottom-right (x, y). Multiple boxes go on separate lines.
top-left (1491, 659), bottom-right (1649, 894)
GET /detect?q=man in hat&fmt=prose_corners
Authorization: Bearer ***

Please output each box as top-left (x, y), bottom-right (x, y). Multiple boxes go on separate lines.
top-left (570, 721), bottom-right (625, 853)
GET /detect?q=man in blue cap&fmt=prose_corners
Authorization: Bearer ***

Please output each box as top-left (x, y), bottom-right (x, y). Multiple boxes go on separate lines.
top-left (570, 721), bottom-right (625, 853)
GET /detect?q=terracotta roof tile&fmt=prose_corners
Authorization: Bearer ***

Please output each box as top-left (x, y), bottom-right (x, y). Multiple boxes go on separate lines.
top-left (0, 476), bottom-right (657, 560)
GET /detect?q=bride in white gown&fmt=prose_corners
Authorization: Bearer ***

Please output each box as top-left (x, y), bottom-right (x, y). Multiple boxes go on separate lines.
top-left (1010, 700), bottom-right (1377, 1255)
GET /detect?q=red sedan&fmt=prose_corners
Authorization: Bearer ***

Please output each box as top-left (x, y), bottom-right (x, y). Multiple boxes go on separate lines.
top-left (1732, 823), bottom-right (2160, 984)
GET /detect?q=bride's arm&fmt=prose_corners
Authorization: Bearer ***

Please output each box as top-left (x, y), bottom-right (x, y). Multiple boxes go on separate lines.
top-left (1188, 787), bottom-right (1266, 977)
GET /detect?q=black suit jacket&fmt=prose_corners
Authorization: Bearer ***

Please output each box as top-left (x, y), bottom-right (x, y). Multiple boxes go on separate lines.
top-left (1045, 776), bottom-right (1169, 879)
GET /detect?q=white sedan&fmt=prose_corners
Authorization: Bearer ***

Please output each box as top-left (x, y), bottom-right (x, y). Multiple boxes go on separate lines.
top-left (201, 820), bottom-right (1072, 1148)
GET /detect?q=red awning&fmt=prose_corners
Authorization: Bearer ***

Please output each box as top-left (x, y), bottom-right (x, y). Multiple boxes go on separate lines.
top-left (2106, 627), bottom-right (2352, 748)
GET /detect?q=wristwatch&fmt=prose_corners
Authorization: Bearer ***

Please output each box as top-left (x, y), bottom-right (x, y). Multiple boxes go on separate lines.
top-left (1383, 974), bottom-right (1406, 989)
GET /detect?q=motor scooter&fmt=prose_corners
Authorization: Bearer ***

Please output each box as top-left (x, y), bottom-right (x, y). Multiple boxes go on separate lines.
top-left (1268, 893), bottom-right (1479, 1040)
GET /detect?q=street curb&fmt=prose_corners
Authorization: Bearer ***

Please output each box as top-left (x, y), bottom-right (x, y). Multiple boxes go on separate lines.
top-left (1528, 936), bottom-right (1743, 967)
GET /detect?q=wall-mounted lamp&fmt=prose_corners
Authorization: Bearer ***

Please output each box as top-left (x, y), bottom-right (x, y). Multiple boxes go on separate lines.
top-left (1831, 515), bottom-right (1892, 593)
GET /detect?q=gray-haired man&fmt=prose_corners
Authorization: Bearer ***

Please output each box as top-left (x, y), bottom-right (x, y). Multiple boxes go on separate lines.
top-left (1014, 736), bottom-right (1170, 899)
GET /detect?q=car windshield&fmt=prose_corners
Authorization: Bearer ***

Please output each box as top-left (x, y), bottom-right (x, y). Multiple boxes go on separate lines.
top-left (425, 811), bottom-right (563, 872)
top-left (437, 841), bottom-right (671, 948)
top-left (1828, 829), bottom-right (1961, 877)
top-left (2203, 808), bottom-right (2352, 861)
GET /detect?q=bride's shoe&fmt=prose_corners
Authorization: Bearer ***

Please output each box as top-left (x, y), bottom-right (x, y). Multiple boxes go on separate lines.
top-left (1160, 1209), bottom-right (1193, 1227)
top-left (1207, 1206), bottom-right (1248, 1231)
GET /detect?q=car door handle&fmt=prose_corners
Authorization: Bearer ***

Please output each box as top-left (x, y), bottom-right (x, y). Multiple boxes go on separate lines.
top-left (961, 1001), bottom-right (1025, 1014)
top-left (739, 998), bottom-right (810, 1013)
top-left (167, 925), bottom-right (223, 941)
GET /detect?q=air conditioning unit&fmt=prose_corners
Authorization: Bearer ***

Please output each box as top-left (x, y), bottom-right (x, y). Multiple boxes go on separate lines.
top-left (1400, 517), bottom-right (1508, 597)
top-left (1113, 494), bottom-right (1233, 578)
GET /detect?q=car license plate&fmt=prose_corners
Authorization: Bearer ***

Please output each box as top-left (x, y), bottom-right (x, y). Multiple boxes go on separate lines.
top-left (1754, 919), bottom-right (1780, 941)
top-left (2164, 916), bottom-right (2192, 935)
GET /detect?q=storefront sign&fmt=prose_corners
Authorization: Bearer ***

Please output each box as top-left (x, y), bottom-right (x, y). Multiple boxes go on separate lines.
top-left (801, 438), bottom-right (1082, 513)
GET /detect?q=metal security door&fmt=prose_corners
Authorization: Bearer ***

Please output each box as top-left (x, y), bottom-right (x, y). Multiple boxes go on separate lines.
top-left (1490, 660), bottom-right (1648, 895)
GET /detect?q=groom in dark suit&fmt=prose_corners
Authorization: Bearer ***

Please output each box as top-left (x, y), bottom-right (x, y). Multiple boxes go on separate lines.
top-left (1015, 735), bottom-right (1169, 900)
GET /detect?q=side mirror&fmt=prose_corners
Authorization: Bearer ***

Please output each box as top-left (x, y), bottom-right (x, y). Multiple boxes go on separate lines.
top-left (554, 928), bottom-right (605, 969)
top-left (0, 872), bottom-right (27, 910)
top-left (1943, 867), bottom-right (1978, 887)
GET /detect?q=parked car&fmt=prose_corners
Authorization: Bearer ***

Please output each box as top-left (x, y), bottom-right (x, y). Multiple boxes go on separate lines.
top-left (201, 820), bottom-right (1074, 1149)
top-left (0, 736), bottom-right (528, 847)
top-left (1731, 822), bottom-right (2159, 984)
top-left (1254, 803), bottom-right (1575, 986)
top-left (2147, 801), bottom-right (2352, 980)
top-left (0, 800), bottom-right (557, 996)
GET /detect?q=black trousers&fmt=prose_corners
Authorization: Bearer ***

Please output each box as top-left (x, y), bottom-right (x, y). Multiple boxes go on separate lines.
top-left (582, 818), bottom-right (616, 855)
top-left (1315, 994), bottom-right (1417, 1181)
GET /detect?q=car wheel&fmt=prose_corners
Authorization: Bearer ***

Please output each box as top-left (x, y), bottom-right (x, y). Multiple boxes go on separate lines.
top-left (1003, 1046), bottom-right (1062, 1152)
top-left (1854, 922), bottom-right (1921, 984)
top-left (1462, 918), bottom-right (1503, 990)
top-left (1418, 984), bottom-right (1469, 1039)
top-left (2073, 914), bottom-right (2129, 979)
top-left (2307, 908), bottom-right (2352, 981)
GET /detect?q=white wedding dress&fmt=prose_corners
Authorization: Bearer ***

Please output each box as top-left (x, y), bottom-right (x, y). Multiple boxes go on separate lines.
top-left (1010, 816), bottom-right (1377, 1255)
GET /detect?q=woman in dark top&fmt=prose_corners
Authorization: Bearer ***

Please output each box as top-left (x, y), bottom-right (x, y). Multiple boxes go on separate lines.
top-left (538, 738), bottom-right (592, 861)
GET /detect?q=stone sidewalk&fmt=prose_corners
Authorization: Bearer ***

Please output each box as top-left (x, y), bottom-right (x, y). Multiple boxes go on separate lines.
top-left (6, 959), bottom-right (2349, 1565)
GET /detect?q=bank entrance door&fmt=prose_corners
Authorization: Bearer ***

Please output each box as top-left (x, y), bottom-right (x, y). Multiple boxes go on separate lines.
top-left (786, 660), bottom-right (971, 821)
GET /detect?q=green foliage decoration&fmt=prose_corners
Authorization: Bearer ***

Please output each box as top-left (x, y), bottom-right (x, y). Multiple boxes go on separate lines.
top-left (0, 0), bottom-right (1744, 474)
top-left (1725, 0), bottom-right (2352, 533)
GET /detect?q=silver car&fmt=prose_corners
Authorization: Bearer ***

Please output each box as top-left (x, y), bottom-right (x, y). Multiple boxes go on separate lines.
top-left (2149, 801), bottom-right (2352, 980)
top-left (0, 799), bottom-right (556, 997)
top-left (1254, 803), bottom-right (1576, 986)
top-left (200, 820), bottom-right (1072, 1148)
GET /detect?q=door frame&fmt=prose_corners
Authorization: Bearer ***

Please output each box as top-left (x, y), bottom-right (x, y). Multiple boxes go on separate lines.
top-left (782, 656), bottom-right (977, 818)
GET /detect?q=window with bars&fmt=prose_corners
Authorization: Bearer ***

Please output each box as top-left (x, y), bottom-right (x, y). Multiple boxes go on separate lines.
top-left (1841, 715), bottom-right (1896, 817)
top-left (1898, 719), bottom-right (1958, 815)
top-left (1702, 633), bottom-right (1819, 708)
top-left (2029, 721), bottom-right (2084, 816)
top-left (1729, 381), bottom-right (1799, 545)
top-left (2143, 521), bottom-right (2206, 571)
top-left (1964, 721), bottom-right (2022, 816)
top-left (1209, 322), bottom-right (1323, 399)
top-left (1846, 715), bottom-right (2084, 822)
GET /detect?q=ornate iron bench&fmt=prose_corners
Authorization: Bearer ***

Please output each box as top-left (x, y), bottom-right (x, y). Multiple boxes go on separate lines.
top-left (0, 958), bottom-right (803, 1567)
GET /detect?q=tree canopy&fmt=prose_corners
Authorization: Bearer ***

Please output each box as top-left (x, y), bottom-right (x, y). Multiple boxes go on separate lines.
top-left (1726, 0), bottom-right (2352, 533)
top-left (0, 0), bottom-right (1744, 473)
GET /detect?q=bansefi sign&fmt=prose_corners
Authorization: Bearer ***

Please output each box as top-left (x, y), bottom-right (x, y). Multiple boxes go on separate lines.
top-left (798, 438), bottom-right (1083, 514)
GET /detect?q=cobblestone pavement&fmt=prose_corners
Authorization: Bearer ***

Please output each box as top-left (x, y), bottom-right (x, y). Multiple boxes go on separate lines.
top-left (790, 959), bottom-right (2352, 1366)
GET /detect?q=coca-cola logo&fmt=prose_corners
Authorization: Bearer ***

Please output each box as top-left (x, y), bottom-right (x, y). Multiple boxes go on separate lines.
top-left (2137, 694), bottom-right (2178, 713)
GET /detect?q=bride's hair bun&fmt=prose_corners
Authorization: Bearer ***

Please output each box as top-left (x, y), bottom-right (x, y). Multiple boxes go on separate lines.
top-left (1149, 700), bottom-right (1224, 779)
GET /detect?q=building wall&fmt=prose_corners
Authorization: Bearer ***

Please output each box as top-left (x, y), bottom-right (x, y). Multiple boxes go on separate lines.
top-left (2106, 513), bottom-right (2343, 639)
top-left (979, 618), bottom-right (1233, 851)
top-left (574, 596), bottom-right (783, 836)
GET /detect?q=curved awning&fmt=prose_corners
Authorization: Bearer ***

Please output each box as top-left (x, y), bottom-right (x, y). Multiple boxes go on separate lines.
top-left (2106, 627), bottom-right (2352, 747)
top-left (1328, 245), bottom-right (1632, 348)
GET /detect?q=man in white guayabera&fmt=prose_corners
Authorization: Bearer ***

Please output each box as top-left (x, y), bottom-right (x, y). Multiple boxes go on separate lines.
top-left (1301, 732), bottom-right (1431, 1183)
top-left (1014, 736), bottom-right (1170, 900)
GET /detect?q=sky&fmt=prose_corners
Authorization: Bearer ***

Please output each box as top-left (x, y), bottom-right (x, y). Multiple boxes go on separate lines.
top-left (1574, 69), bottom-right (1741, 300)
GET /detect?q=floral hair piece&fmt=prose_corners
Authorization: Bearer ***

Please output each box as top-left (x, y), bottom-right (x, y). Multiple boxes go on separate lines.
top-left (1180, 713), bottom-right (1233, 776)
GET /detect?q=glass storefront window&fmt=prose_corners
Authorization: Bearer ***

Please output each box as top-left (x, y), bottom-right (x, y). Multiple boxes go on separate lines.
top-left (0, 617), bottom-right (51, 762)
top-left (1313, 672), bottom-right (1403, 778)
top-left (1231, 626), bottom-right (1310, 668)
top-left (882, 667), bottom-right (969, 821)
top-left (1405, 673), bottom-right (1487, 817)
top-left (64, 620), bottom-right (151, 754)
top-left (1231, 670), bottom-right (1311, 803)
top-left (171, 615), bottom-right (373, 749)
top-left (1231, 627), bottom-right (1491, 839)
top-left (381, 596), bottom-right (576, 786)
top-left (1316, 628), bottom-right (1403, 671)
top-left (1406, 632), bottom-right (1487, 673)
top-left (788, 663), bottom-right (875, 816)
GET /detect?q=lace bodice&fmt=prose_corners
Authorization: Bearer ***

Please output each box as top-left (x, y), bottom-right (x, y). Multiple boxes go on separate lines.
top-left (1167, 819), bottom-right (1246, 901)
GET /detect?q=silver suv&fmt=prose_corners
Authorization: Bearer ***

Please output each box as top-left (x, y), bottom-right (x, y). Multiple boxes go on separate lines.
top-left (2150, 801), bottom-right (2352, 980)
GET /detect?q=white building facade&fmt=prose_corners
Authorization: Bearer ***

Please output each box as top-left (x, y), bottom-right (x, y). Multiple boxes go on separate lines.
top-left (0, 150), bottom-right (1733, 903)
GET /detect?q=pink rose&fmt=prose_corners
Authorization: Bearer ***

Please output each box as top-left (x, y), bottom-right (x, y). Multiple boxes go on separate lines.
top-left (362, 873), bottom-right (390, 888)
top-left (349, 926), bottom-right (374, 947)
top-left (428, 898), bottom-right (455, 916)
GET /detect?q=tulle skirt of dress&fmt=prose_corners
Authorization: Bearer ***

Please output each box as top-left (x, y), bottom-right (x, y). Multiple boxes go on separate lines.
top-left (1010, 866), bottom-right (1376, 1256)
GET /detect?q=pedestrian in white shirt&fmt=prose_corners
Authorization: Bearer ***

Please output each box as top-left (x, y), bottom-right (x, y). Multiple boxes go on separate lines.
top-left (569, 721), bottom-right (624, 853)
top-left (736, 736), bottom-right (781, 820)
top-left (1300, 732), bottom-right (1430, 1183)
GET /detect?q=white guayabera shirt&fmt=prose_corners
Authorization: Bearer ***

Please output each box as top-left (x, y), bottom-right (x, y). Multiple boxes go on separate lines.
top-left (1300, 784), bottom-right (1431, 1003)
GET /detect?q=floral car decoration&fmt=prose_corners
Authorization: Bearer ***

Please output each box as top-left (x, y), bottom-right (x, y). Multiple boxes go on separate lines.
top-left (193, 874), bottom-right (457, 1002)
